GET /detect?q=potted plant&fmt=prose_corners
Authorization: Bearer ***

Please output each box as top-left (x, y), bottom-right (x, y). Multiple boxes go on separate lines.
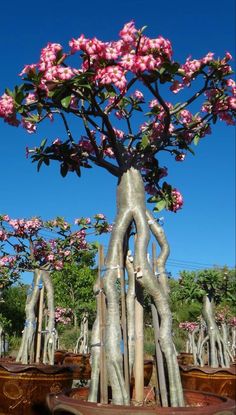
top-left (0, 20), bottom-right (235, 413)
top-left (0, 214), bottom-right (110, 414)
top-left (177, 269), bottom-right (236, 400)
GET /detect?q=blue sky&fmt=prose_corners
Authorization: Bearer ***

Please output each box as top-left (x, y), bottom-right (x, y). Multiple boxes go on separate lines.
top-left (0, 0), bottom-right (235, 281)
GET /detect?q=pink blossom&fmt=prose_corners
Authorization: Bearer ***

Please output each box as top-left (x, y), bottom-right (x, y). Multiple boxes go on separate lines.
top-left (149, 99), bottom-right (159, 109)
top-left (133, 90), bottom-right (144, 100)
top-left (227, 96), bottom-right (236, 110)
top-left (0, 230), bottom-right (7, 241)
top-left (201, 52), bottom-right (214, 64)
top-left (53, 138), bottom-right (62, 145)
top-left (25, 93), bottom-right (37, 105)
top-left (170, 80), bottom-right (184, 94)
top-left (113, 127), bottom-right (125, 139)
top-left (78, 137), bottom-right (94, 153)
top-left (56, 66), bottom-right (75, 80)
top-left (119, 20), bottom-right (137, 44)
top-left (0, 93), bottom-right (15, 119)
top-left (169, 189), bottom-right (184, 212)
top-left (179, 109), bottom-right (193, 124)
top-left (21, 119), bottom-right (37, 134)
top-left (19, 64), bottom-right (37, 77)
top-left (175, 153), bottom-right (186, 162)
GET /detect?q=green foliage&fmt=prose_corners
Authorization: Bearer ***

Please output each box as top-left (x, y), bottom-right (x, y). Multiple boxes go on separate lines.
top-left (0, 313), bottom-right (11, 332)
top-left (58, 326), bottom-right (83, 351)
top-left (0, 284), bottom-right (27, 335)
top-left (52, 253), bottom-right (97, 327)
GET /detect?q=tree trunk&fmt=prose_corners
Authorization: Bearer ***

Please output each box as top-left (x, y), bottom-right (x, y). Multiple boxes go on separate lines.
top-left (100, 167), bottom-right (184, 406)
top-left (202, 295), bottom-right (232, 368)
top-left (16, 269), bottom-right (41, 364)
top-left (42, 270), bottom-right (55, 365)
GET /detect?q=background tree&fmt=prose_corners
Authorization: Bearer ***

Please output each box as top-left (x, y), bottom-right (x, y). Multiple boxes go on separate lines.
top-left (52, 255), bottom-right (97, 328)
top-left (176, 267), bottom-right (235, 367)
top-left (0, 284), bottom-right (27, 336)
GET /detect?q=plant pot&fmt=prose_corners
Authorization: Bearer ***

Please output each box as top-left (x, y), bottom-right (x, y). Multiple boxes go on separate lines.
top-left (47, 389), bottom-right (236, 414)
top-left (130, 359), bottom-right (154, 387)
top-left (67, 384), bottom-right (156, 402)
top-left (177, 352), bottom-right (194, 366)
top-left (0, 362), bottom-right (73, 415)
top-left (180, 364), bottom-right (236, 401)
top-left (54, 350), bottom-right (68, 365)
top-left (62, 353), bottom-right (91, 380)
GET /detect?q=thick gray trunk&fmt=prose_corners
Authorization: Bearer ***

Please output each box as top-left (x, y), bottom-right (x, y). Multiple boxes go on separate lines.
top-left (16, 269), bottom-right (41, 364)
top-left (42, 270), bottom-right (55, 365)
top-left (202, 295), bottom-right (232, 367)
top-left (100, 167), bottom-right (184, 406)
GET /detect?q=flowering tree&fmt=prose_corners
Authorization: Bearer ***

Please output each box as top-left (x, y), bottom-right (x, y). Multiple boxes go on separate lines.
top-left (0, 214), bottom-right (110, 365)
top-left (0, 21), bottom-right (235, 406)
top-left (179, 321), bottom-right (199, 364)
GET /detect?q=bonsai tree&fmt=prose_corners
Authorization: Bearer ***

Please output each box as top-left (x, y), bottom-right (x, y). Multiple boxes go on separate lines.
top-left (0, 21), bottom-right (235, 406)
top-left (0, 214), bottom-right (110, 365)
top-left (178, 268), bottom-right (235, 368)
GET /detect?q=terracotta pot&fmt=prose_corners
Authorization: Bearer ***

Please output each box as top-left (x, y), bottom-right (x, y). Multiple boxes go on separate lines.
top-left (0, 362), bottom-right (73, 415)
top-left (180, 364), bottom-right (236, 401)
top-left (63, 353), bottom-right (91, 380)
top-left (130, 359), bottom-right (154, 387)
top-left (54, 350), bottom-right (68, 365)
top-left (178, 352), bottom-right (194, 366)
top-left (47, 389), bottom-right (236, 414)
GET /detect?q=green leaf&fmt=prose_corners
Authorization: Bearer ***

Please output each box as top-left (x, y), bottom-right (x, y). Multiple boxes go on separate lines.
top-left (44, 157), bottom-right (50, 166)
top-left (186, 145), bottom-right (195, 155)
top-left (60, 163), bottom-right (68, 178)
top-left (193, 135), bottom-right (200, 146)
top-left (141, 135), bottom-right (150, 149)
top-left (37, 159), bottom-right (44, 172)
top-left (61, 96), bottom-right (72, 108)
top-left (40, 138), bottom-right (47, 149)
top-left (147, 196), bottom-right (158, 203)
top-left (154, 200), bottom-right (166, 212)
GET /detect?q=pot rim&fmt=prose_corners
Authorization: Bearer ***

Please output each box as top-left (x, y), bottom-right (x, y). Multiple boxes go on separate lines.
top-left (0, 361), bottom-right (73, 374)
top-left (179, 364), bottom-right (236, 375)
top-left (46, 389), bottom-right (236, 414)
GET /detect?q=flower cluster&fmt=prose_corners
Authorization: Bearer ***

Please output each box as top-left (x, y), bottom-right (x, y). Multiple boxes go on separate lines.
top-left (169, 189), bottom-right (184, 213)
top-left (0, 213), bottom-right (111, 278)
top-left (0, 21), bottom-right (235, 214)
top-left (54, 306), bottom-right (72, 325)
top-left (179, 321), bottom-right (199, 332)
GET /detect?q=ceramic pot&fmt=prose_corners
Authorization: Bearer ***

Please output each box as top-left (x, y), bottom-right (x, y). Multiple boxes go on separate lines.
top-left (47, 389), bottom-right (236, 414)
top-left (178, 353), bottom-right (194, 366)
top-left (54, 350), bottom-right (68, 365)
top-left (63, 353), bottom-right (91, 380)
top-left (180, 364), bottom-right (236, 401)
top-left (130, 359), bottom-right (154, 387)
top-left (0, 362), bottom-right (73, 415)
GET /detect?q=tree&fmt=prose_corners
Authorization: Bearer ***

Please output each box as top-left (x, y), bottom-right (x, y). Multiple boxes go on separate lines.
top-left (0, 214), bottom-right (109, 364)
top-left (0, 20), bottom-right (235, 407)
top-left (52, 259), bottom-right (97, 327)
top-left (0, 284), bottom-right (27, 336)
top-left (177, 267), bottom-right (236, 367)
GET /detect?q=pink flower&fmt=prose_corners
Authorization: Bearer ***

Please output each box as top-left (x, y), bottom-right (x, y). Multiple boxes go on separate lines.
top-left (169, 189), bottom-right (184, 212)
top-left (170, 80), bottom-right (184, 94)
top-left (21, 119), bottom-right (37, 134)
top-left (56, 66), bottom-right (75, 80)
top-left (175, 153), bottom-right (186, 162)
top-left (133, 90), bottom-right (144, 100)
top-left (0, 93), bottom-right (15, 119)
top-left (119, 20), bottom-right (137, 44)
top-left (19, 64), bottom-right (37, 77)
top-left (227, 96), bottom-right (236, 110)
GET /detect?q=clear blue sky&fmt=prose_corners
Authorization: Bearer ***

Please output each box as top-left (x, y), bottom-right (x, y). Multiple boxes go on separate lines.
top-left (0, 0), bottom-right (235, 280)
